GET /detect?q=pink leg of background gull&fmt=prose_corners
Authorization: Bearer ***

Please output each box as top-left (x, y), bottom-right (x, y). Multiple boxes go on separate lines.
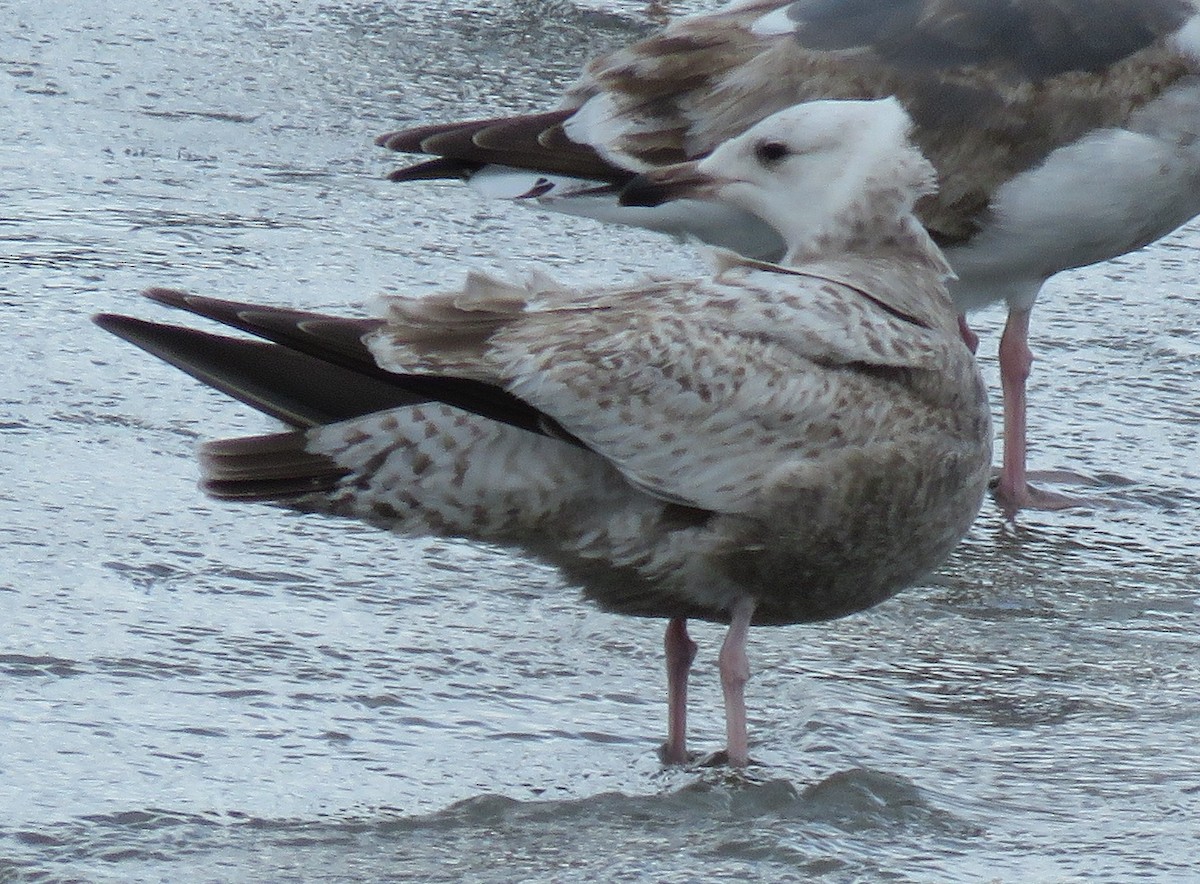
top-left (967, 306), bottom-right (1081, 518)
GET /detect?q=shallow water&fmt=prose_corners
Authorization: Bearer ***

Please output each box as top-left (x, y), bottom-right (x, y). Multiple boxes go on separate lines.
top-left (2, 0), bottom-right (1199, 880)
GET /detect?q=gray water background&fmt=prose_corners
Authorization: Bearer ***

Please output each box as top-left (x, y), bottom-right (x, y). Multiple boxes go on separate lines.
top-left (2, 0), bottom-right (1199, 880)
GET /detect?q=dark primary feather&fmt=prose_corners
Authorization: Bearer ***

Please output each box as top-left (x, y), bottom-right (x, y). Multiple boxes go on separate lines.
top-left (93, 313), bottom-right (423, 429)
top-left (121, 288), bottom-right (580, 443)
top-left (97, 288), bottom-right (588, 450)
top-left (140, 286), bottom-right (387, 376)
top-left (387, 157), bottom-right (481, 183)
top-left (376, 110), bottom-right (631, 185)
top-left (93, 311), bottom-right (398, 501)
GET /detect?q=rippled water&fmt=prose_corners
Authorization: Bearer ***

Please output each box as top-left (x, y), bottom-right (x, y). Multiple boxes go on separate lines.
top-left (2, 1), bottom-right (1199, 880)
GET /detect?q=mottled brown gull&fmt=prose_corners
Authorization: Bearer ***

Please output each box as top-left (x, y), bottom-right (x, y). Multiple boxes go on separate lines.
top-left (95, 99), bottom-right (991, 767)
top-left (376, 0), bottom-right (1200, 517)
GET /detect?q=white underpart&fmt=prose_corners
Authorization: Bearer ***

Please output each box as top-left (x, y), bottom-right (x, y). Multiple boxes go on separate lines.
top-left (562, 92), bottom-right (656, 172)
top-left (468, 165), bottom-right (598, 200)
top-left (469, 166), bottom-right (786, 259)
top-left (1171, 13), bottom-right (1200, 59)
top-left (546, 195), bottom-right (785, 259)
top-left (948, 84), bottom-right (1200, 311)
top-left (749, 5), bottom-right (797, 37)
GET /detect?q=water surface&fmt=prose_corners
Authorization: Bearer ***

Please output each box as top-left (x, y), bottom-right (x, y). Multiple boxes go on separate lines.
top-left (2, 1), bottom-right (1199, 880)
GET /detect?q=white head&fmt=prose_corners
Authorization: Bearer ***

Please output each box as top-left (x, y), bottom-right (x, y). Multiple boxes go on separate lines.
top-left (620, 98), bottom-right (939, 264)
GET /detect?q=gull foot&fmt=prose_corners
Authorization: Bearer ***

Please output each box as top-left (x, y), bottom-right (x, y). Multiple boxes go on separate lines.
top-left (696, 749), bottom-right (760, 769)
top-left (990, 469), bottom-right (1102, 518)
top-left (658, 742), bottom-right (703, 766)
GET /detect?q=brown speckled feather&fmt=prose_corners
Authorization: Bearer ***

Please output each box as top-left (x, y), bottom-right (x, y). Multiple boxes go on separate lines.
top-left (267, 105), bottom-right (992, 622)
top-left (379, 0), bottom-right (1199, 244)
top-left (560, 0), bottom-right (1197, 241)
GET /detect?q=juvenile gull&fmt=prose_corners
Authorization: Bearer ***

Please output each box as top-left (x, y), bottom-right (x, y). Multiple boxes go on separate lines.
top-left (96, 99), bottom-right (991, 767)
top-left (377, 0), bottom-right (1200, 516)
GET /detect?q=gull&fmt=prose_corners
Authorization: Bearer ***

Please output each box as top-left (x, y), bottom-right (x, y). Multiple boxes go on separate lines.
top-left (95, 99), bottom-right (991, 767)
top-left (377, 0), bottom-right (1200, 517)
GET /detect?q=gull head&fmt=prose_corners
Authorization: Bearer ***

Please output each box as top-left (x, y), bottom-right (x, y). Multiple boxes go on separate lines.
top-left (620, 98), bottom-right (939, 264)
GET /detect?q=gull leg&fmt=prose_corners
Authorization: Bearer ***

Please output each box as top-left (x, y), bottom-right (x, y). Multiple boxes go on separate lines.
top-left (995, 305), bottom-right (1033, 515)
top-left (719, 597), bottom-right (756, 768)
top-left (994, 306), bottom-right (1077, 517)
top-left (662, 616), bottom-right (697, 764)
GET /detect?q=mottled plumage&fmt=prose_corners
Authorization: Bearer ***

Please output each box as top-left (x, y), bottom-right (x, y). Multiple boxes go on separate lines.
top-left (97, 101), bottom-right (991, 766)
top-left (377, 0), bottom-right (1200, 515)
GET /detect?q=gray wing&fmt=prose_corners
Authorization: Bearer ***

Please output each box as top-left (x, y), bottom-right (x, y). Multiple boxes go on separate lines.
top-left (778, 0), bottom-right (1192, 76)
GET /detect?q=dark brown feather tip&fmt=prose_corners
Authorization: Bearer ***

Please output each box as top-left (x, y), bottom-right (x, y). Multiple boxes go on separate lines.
top-left (387, 158), bottom-right (480, 182)
top-left (199, 432), bottom-right (349, 500)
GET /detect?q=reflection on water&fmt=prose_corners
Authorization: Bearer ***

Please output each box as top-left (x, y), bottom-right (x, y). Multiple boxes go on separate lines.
top-left (2, 0), bottom-right (1199, 881)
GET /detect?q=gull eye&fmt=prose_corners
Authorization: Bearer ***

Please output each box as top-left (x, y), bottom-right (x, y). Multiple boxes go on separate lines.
top-left (754, 140), bottom-right (790, 165)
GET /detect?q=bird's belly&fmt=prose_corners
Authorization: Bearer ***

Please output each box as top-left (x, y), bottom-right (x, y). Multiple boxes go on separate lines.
top-left (948, 86), bottom-right (1200, 312)
top-left (715, 443), bottom-right (992, 626)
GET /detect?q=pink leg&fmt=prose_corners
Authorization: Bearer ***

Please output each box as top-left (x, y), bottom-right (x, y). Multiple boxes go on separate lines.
top-left (994, 306), bottom-right (1034, 516)
top-left (662, 616), bottom-right (697, 765)
top-left (994, 306), bottom-right (1077, 517)
top-left (718, 598), bottom-right (756, 768)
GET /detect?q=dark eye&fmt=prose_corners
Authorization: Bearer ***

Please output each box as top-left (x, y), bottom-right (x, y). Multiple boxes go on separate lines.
top-left (755, 140), bottom-right (789, 164)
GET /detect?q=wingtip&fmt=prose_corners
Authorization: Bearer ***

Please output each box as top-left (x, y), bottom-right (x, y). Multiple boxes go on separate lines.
top-left (375, 125), bottom-right (442, 153)
top-left (376, 129), bottom-right (440, 152)
top-left (139, 288), bottom-right (261, 329)
top-left (386, 157), bottom-right (479, 183)
top-left (93, 290), bottom-right (201, 331)
top-left (92, 311), bottom-right (136, 336)
top-left (141, 286), bottom-right (193, 309)
top-left (91, 312), bottom-right (182, 360)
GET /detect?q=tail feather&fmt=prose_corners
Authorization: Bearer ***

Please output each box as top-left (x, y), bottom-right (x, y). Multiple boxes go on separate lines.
top-left (199, 432), bottom-right (349, 501)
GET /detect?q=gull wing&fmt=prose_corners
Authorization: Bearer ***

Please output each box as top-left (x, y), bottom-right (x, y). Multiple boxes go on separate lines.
top-left (367, 264), bottom-right (967, 515)
top-left (379, 0), bottom-right (1195, 243)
